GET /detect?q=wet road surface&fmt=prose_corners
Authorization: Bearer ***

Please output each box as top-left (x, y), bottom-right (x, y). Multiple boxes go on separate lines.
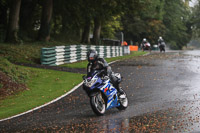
top-left (1, 50), bottom-right (200, 132)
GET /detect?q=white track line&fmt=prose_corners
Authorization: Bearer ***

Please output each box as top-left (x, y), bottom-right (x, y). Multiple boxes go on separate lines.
top-left (0, 60), bottom-right (118, 122)
top-left (0, 82), bottom-right (83, 122)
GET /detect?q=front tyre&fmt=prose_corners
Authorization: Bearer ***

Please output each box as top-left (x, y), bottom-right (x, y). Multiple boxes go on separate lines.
top-left (117, 89), bottom-right (128, 110)
top-left (90, 92), bottom-right (106, 116)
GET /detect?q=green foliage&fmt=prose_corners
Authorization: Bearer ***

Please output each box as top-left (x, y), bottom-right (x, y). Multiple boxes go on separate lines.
top-left (121, 0), bottom-right (166, 43)
top-left (0, 0), bottom-right (194, 47)
top-left (121, 0), bottom-right (192, 48)
top-left (0, 57), bottom-right (30, 83)
top-left (101, 15), bottom-right (122, 39)
top-left (163, 0), bottom-right (192, 49)
top-left (169, 41), bottom-right (179, 50)
top-left (191, 0), bottom-right (200, 43)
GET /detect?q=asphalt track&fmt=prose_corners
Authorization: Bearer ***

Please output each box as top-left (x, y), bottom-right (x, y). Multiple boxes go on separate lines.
top-left (1, 50), bottom-right (200, 132)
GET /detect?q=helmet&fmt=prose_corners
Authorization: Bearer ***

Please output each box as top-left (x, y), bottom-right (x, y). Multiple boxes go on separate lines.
top-left (87, 49), bottom-right (98, 63)
top-left (159, 36), bottom-right (162, 40)
top-left (143, 38), bottom-right (147, 42)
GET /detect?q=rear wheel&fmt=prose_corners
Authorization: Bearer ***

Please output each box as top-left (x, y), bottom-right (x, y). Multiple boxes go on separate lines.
top-left (117, 89), bottom-right (128, 110)
top-left (90, 92), bottom-right (106, 116)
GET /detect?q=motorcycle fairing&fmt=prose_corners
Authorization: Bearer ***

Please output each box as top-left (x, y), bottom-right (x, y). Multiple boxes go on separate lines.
top-left (100, 80), bottom-right (120, 109)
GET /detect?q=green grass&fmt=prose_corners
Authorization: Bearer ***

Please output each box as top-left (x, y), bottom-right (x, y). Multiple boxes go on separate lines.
top-left (0, 57), bottom-right (30, 83)
top-left (0, 67), bottom-right (82, 119)
top-left (61, 51), bottom-right (147, 68)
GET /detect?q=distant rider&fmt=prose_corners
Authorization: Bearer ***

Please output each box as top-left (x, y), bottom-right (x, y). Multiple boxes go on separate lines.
top-left (86, 49), bottom-right (123, 95)
top-left (141, 38), bottom-right (151, 51)
top-left (158, 36), bottom-right (165, 47)
top-left (141, 38), bottom-right (147, 48)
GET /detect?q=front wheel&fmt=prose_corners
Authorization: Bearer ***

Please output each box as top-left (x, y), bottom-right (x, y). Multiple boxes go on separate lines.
top-left (117, 89), bottom-right (128, 110)
top-left (90, 92), bottom-right (106, 116)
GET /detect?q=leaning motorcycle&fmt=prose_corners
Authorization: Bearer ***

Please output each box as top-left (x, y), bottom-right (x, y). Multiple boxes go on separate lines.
top-left (82, 70), bottom-right (128, 116)
top-left (142, 42), bottom-right (151, 52)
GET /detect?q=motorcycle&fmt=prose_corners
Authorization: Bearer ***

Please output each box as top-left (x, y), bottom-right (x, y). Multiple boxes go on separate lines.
top-left (159, 42), bottom-right (165, 53)
top-left (142, 42), bottom-right (151, 52)
top-left (82, 70), bottom-right (128, 116)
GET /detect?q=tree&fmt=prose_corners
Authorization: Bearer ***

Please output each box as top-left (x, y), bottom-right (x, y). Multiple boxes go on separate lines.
top-left (5, 0), bottom-right (21, 43)
top-left (38, 0), bottom-right (53, 41)
top-left (191, 0), bottom-right (200, 38)
top-left (81, 17), bottom-right (91, 43)
top-left (92, 17), bottom-right (102, 45)
top-left (0, 0), bottom-right (8, 42)
top-left (80, 0), bottom-right (93, 44)
top-left (19, 0), bottom-right (38, 40)
top-left (121, 0), bottom-right (165, 43)
top-left (163, 0), bottom-right (192, 49)
top-left (52, 0), bottom-right (83, 42)
top-left (90, 0), bottom-right (125, 45)
top-left (101, 15), bottom-right (122, 39)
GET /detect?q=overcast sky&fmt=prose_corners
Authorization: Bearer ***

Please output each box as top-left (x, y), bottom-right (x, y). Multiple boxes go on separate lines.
top-left (189, 0), bottom-right (198, 7)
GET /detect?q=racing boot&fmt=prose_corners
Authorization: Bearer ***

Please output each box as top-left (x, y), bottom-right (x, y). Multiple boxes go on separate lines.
top-left (115, 84), bottom-right (124, 96)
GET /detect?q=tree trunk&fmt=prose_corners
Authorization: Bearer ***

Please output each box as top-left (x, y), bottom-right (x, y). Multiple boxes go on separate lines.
top-left (5, 0), bottom-right (21, 43)
top-left (92, 17), bottom-right (101, 45)
top-left (19, 0), bottom-right (37, 39)
top-left (0, 1), bottom-right (8, 42)
top-left (81, 18), bottom-right (91, 44)
top-left (0, 1), bottom-right (8, 29)
top-left (38, 0), bottom-right (53, 42)
top-left (61, 13), bottom-right (68, 33)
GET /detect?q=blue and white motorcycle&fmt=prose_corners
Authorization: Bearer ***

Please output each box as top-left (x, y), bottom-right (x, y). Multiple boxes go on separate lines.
top-left (82, 70), bottom-right (128, 116)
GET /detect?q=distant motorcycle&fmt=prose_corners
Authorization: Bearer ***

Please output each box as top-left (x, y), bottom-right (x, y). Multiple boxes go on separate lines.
top-left (159, 42), bottom-right (165, 53)
top-left (82, 70), bottom-right (128, 116)
top-left (142, 42), bottom-right (151, 52)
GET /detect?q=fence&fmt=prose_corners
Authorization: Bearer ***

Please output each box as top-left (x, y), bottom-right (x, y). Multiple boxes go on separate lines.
top-left (41, 45), bottom-right (130, 66)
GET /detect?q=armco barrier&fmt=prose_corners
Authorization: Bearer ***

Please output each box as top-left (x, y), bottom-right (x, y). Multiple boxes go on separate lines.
top-left (41, 45), bottom-right (130, 66)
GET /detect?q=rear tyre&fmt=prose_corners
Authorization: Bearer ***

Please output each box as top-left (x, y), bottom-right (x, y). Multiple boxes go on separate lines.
top-left (117, 89), bottom-right (128, 110)
top-left (90, 92), bottom-right (106, 116)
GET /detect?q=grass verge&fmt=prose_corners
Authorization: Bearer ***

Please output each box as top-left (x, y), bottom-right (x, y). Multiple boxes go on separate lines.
top-left (61, 51), bottom-right (147, 68)
top-left (0, 41), bottom-right (73, 64)
top-left (0, 67), bottom-right (82, 119)
top-left (0, 57), bottom-right (30, 83)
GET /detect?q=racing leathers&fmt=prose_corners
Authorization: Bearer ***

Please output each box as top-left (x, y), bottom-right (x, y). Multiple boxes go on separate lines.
top-left (158, 38), bottom-right (165, 47)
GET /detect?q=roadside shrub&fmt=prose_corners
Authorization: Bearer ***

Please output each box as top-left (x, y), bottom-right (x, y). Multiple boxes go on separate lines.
top-left (169, 41), bottom-right (179, 50)
top-left (0, 57), bottom-right (30, 83)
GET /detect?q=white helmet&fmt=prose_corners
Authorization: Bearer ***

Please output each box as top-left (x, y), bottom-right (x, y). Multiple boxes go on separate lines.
top-left (143, 38), bottom-right (147, 41)
top-left (159, 36), bottom-right (162, 40)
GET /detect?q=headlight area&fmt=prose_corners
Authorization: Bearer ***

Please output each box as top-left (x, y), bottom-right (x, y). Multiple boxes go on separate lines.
top-left (84, 79), bottom-right (97, 87)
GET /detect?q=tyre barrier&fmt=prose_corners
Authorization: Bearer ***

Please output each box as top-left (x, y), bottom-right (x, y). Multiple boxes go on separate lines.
top-left (41, 45), bottom-right (130, 66)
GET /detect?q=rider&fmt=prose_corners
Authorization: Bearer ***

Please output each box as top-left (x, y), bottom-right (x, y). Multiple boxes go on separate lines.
top-left (141, 38), bottom-right (149, 50)
top-left (87, 49), bottom-right (123, 95)
top-left (142, 38), bottom-right (147, 46)
top-left (158, 36), bottom-right (165, 47)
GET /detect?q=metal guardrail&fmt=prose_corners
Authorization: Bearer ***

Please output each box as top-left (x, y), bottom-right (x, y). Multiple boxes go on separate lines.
top-left (40, 45), bottom-right (130, 66)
